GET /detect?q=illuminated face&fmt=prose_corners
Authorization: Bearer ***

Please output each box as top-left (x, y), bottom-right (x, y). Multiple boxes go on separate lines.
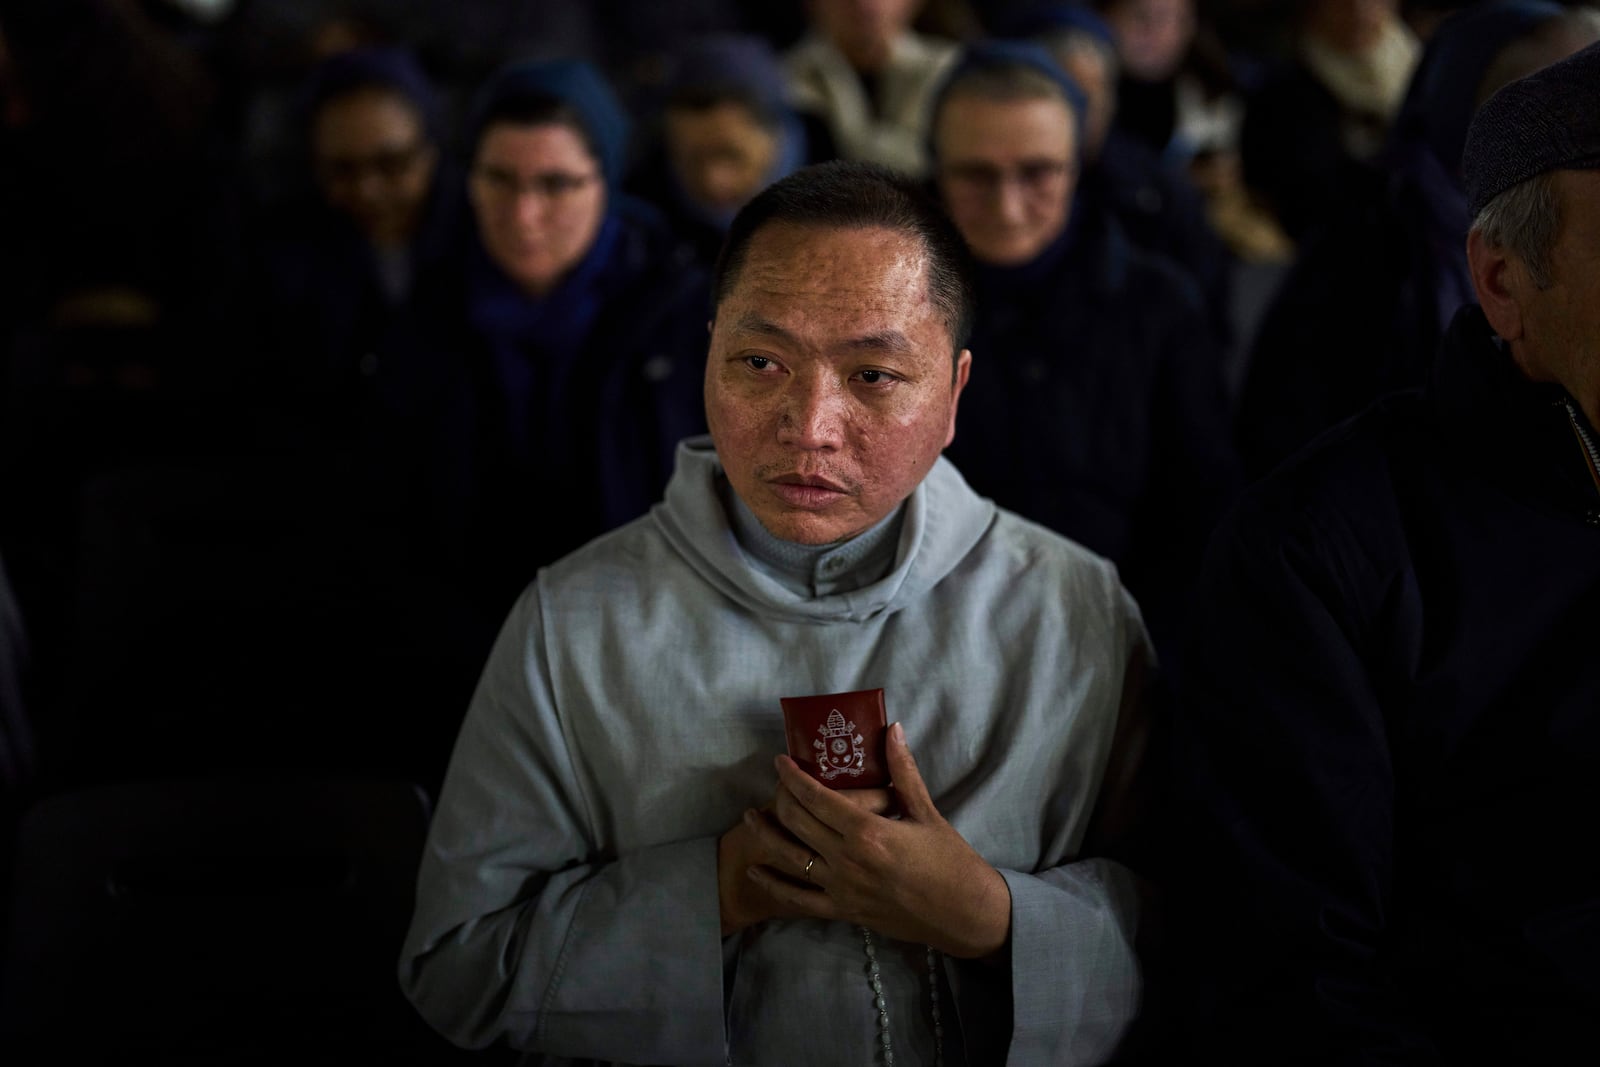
top-left (1104, 0), bottom-right (1196, 82)
top-left (664, 102), bottom-right (780, 215)
top-left (705, 223), bottom-right (970, 545)
top-left (468, 121), bottom-right (606, 297)
top-left (312, 87), bottom-right (437, 245)
top-left (935, 93), bottom-right (1077, 267)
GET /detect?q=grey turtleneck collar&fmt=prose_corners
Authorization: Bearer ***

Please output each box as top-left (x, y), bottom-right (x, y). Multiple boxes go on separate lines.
top-left (720, 477), bottom-right (905, 599)
top-left (654, 438), bottom-right (997, 625)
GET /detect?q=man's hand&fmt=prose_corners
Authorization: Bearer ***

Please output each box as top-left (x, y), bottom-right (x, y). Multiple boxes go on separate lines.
top-left (748, 722), bottom-right (1012, 959)
top-left (717, 789), bottom-right (894, 937)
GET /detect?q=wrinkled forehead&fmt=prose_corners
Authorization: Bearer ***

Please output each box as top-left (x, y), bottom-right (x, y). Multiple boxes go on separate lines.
top-left (719, 222), bottom-right (959, 355)
top-left (1554, 168), bottom-right (1600, 239)
top-left (746, 220), bottom-right (924, 273)
top-left (724, 223), bottom-right (932, 315)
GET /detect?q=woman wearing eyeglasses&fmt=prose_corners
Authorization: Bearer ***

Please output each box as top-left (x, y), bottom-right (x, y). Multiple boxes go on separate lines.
top-left (247, 45), bottom-right (463, 393)
top-left (459, 58), bottom-right (710, 620)
top-left (233, 45), bottom-right (487, 795)
top-left (930, 41), bottom-right (1241, 684)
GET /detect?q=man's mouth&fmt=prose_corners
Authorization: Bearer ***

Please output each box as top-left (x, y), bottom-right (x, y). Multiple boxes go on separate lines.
top-left (768, 473), bottom-right (851, 507)
top-left (772, 474), bottom-right (848, 491)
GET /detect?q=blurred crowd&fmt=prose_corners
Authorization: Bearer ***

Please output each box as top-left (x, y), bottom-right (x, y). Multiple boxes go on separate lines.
top-left (3, 0), bottom-right (1597, 850)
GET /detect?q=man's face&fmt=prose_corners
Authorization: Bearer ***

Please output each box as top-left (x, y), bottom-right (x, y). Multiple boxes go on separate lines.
top-left (469, 121), bottom-right (606, 297)
top-left (705, 222), bottom-right (970, 545)
top-left (935, 92), bottom-right (1077, 267)
top-left (1512, 169), bottom-right (1600, 424)
top-left (664, 102), bottom-right (779, 215)
top-left (313, 87), bottom-right (438, 245)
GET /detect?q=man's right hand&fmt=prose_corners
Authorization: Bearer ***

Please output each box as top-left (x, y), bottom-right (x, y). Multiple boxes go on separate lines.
top-left (717, 789), bottom-right (893, 937)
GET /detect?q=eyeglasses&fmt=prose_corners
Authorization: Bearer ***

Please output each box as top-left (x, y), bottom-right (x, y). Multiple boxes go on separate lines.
top-left (472, 165), bottom-right (601, 200)
top-left (940, 160), bottom-right (1072, 199)
top-left (315, 142), bottom-right (432, 184)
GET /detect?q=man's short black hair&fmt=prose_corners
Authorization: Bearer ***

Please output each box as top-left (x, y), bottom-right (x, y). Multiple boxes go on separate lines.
top-left (711, 160), bottom-right (979, 356)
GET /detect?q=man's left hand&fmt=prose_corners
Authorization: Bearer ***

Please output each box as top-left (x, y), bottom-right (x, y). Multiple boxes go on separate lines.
top-left (747, 722), bottom-right (1012, 959)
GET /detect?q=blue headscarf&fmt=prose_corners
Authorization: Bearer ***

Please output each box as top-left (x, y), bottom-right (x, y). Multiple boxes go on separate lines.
top-left (300, 45), bottom-right (443, 144)
top-left (661, 32), bottom-right (809, 228)
top-left (666, 33), bottom-right (800, 132)
top-left (464, 58), bottom-right (631, 194)
top-left (928, 39), bottom-right (1091, 166)
top-left (462, 58), bottom-right (643, 466)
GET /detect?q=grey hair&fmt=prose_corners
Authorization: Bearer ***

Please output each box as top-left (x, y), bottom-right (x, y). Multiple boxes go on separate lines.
top-left (1471, 170), bottom-right (1561, 290)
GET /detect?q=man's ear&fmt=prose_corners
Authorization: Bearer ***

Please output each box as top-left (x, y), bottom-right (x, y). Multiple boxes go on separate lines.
top-left (944, 348), bottom-right (972, 448)
top-left (1468, 228), bottom-right (1525, 343)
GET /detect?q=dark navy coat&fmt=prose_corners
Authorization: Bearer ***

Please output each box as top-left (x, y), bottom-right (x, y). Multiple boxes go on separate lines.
top-left (944, 209), bottom-right (1242, 676)
top-left (458, 198), bottom-right (711, 620)
top-left (1082, 128), bottom-right (1236, 356)
top-left (237, 192), bottom-right (709, 789)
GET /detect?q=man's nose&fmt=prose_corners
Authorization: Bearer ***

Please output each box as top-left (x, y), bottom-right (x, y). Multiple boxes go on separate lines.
top-left (776, 374), bottom-right (846, 449)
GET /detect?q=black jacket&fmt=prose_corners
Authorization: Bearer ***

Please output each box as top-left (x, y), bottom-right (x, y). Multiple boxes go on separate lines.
top-left (1233, 161), bottom-right (1460, 481)
top-left (1173, 304), bottom-right (1600, 1064)
top-left (457, 199), bottom-right (712, 620)
top-left (944, 209), bottom-right (1242, 676)
top-left (1239, 58), bottom-right (1389, 247)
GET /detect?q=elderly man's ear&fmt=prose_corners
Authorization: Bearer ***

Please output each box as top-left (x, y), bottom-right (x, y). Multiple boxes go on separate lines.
top-left (1468, 229), bottom-right (1526, 344)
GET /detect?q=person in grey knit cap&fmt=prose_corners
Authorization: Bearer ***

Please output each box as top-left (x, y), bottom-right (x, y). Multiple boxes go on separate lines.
top-left (1171, 38), bottom-right (1600, 1066)
top-left (1463, 37), bottom-right (1600, 437)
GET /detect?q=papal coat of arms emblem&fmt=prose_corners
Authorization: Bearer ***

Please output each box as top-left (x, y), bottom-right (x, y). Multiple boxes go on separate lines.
top-left (813, 708), bottom-right (866, 781)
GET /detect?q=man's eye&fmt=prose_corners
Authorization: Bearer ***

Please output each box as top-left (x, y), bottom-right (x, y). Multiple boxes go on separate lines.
top-left (744, 356), bottom-right (774, 371)
top-left (857, 369), bottom-right (895, 385)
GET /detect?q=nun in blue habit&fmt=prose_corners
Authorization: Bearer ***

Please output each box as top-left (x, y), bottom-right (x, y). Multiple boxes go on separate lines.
top-left (624, 32), bottom-right (814, 269)
top-left (457, 58), bottom-right (711, 618)
top-left (247, 44), bottom-right (468, 414)
top-left (930, 39), bottom-right (1242, 680)
top-left (992, 2), bottom-right (1237, 356)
